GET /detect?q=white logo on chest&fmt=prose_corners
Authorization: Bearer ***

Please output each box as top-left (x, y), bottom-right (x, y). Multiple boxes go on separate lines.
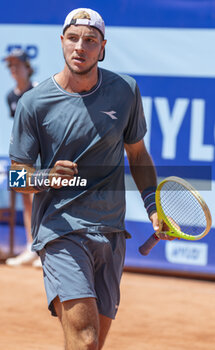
top-left (100, 110), bottom-right (117, 120)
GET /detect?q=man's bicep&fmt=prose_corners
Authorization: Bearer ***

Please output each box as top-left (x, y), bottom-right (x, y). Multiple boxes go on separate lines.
top-left (9, 99), bottom-right (40, 164)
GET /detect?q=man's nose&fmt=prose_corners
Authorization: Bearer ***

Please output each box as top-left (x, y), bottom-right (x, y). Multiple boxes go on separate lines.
top-left (75, 38), bottom-right (85, 51)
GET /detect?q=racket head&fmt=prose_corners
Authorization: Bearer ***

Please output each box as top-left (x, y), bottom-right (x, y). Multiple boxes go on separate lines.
top-left (156, 176), bottom-right (212, 240)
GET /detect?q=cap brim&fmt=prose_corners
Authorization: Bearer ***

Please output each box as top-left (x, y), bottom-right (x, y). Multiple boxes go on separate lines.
top-left (2, 56), bottom-right (26, 63)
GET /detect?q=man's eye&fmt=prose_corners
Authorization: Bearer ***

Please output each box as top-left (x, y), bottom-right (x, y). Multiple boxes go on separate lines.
top-left (69, 37), bottom-right (77, 41)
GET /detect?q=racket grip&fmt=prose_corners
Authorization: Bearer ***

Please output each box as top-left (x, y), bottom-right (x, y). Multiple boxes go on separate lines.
top-left (139, 233), bottom-right (160, 256)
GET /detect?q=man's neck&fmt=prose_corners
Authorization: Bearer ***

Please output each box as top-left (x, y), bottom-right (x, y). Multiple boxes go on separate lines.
top-left (55, 66), bottom-right (99, 94)
top-left (15, 79), bottom-right (31, 94)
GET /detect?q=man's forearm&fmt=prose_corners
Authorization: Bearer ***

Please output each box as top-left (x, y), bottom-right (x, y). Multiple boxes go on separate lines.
top-left (10, 161), bottom-right (40, 193)
top-left (128, 152), bottom-right (157, 218)
top-left (128, 156), bottom-right (157, 192)
top-left (125, 140), bottom-right (157, 218)
top-left (126, 143), bottom-right (157, 192)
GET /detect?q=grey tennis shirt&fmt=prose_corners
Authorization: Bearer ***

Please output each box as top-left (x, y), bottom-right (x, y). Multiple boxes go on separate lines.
top-left (9, 68), bottom-right (147, 252)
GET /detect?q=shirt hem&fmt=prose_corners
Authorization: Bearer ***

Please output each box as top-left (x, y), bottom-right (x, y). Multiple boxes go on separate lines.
top-left (32, 226), bottom-right (131, 252)
top-left (9, 154), bottom-right (35, 165)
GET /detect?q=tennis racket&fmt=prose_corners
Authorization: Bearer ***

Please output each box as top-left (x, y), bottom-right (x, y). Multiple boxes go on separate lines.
top-left (139, 176), bottom-right (212, 256)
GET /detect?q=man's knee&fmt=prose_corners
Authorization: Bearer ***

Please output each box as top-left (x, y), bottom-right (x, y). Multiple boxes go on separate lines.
top-left (55, 297), bottom-right (100, 350)
top-left (78, 326), bottom-right (99, 349)
top-left (64, 319), bottom-right (99, 350)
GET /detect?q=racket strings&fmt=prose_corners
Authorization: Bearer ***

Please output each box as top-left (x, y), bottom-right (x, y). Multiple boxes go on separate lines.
top-left (163, 190), bottom-right (206, 235)
top-left (160, 181), bottom-right (207, 236)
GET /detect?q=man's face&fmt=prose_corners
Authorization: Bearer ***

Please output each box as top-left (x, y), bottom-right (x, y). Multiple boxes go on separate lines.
top-left (7, 58), bottom-right (29, 81)
top-left (61, 25), bottom-right (106, 75)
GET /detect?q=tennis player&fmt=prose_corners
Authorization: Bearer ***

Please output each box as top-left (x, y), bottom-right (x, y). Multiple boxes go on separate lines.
top-left (9, 8), bottom-right (174, 350)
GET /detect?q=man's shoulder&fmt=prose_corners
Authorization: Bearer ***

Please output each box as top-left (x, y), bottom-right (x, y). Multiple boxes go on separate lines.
top-left (19, 77), bottom-right (53, 109)
top-left (100, 68), bottom-right (137, 90)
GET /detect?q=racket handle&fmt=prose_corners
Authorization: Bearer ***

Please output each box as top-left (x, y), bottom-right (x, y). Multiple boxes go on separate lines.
top-left (139, 233), bottom-right (160, 256)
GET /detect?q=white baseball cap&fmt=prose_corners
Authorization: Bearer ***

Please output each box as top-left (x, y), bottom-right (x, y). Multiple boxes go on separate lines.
top-left (63, 8), bottom-right (105, 38)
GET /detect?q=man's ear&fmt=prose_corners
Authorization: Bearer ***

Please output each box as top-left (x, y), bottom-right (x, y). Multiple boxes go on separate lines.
top-left (60, 35), bottom-right (64, 47)
top-left (99, 39), bottom-right (107, 61)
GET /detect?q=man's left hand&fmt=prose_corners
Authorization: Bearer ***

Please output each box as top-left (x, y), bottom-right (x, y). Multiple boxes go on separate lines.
top-left (149, 212), bottom-right (179, 241)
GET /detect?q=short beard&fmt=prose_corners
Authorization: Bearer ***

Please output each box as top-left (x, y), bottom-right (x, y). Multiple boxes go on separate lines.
top-left (64, 53), bottom-right (100, 76)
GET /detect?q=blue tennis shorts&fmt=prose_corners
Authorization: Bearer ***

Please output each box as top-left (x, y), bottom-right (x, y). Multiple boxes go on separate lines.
top-left (39, 231), bottom-right (126, 319)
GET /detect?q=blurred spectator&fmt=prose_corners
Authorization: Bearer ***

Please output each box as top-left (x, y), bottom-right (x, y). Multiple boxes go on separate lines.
top-left (3, 49), bottom-right (41, 267)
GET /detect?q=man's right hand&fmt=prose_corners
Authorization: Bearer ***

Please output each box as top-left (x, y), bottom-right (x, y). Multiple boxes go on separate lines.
top-left (49, 160), bottom-right (78, 189)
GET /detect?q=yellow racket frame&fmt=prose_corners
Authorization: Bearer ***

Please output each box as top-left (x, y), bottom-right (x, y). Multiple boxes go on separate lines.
top-left (156, 176), bottom-right (212, 241)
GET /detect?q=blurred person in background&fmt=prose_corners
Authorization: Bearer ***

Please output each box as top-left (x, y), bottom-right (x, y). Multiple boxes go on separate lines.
top-left (3, 49), bottom-right (41, 267)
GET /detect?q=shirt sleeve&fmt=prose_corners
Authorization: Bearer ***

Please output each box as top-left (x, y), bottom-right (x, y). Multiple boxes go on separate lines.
top-left (123, 83), bottom-right (147, 144)
top-left (9, 98), bottom-right (40, 164)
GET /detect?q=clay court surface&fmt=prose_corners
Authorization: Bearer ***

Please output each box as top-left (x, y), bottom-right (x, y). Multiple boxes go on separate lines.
top-left (1, 265), bottom-right (215, 350)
